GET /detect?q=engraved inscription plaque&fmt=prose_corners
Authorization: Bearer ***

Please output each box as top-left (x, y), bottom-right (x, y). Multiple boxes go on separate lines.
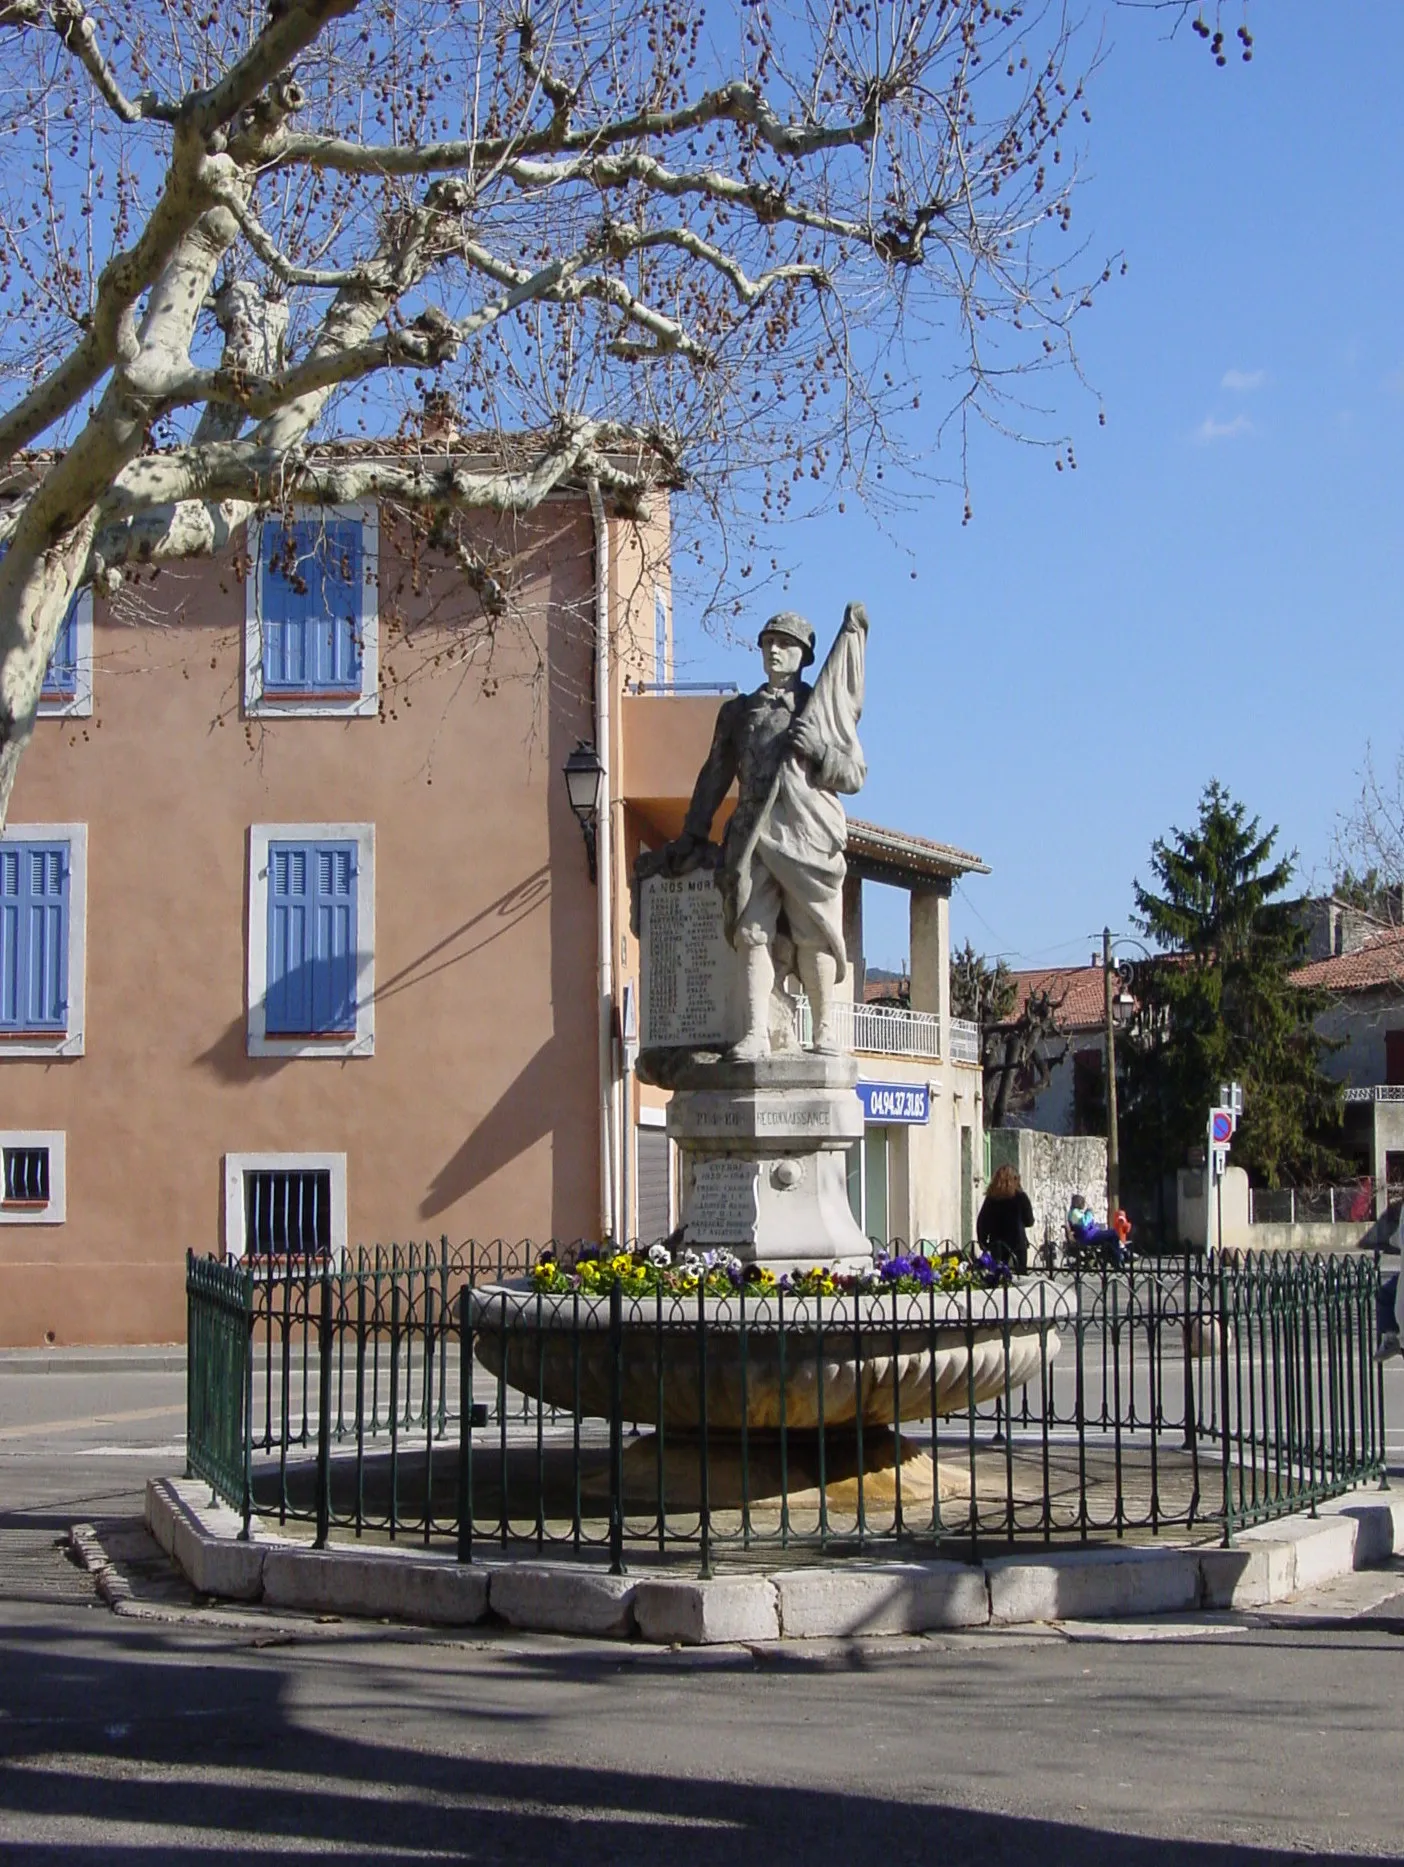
top-left (640, 872), bottom-right (740, 1050)
top-left (684, 1157), bottom-right (761, 1246)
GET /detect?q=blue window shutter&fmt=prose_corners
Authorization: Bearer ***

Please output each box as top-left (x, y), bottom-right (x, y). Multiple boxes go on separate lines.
top-left (41, 595), bottom-right (80, 698)
top-left (0, 848), bottom-right (18, 1026)
top-left (266, 839), bottom-right (357, 1035)
top-left (0, 842), bottom-right (69, 1032)
top-left (318, 520), bottom-right (363, 691)
top-left (261, 520), bottom-right (314, 693)
top-left (266, 842), bottom-right (309, 1033)
top-left (312, 843), bottom-right (357, 1032)
top-left (261, 518), bottom-right (362, 695)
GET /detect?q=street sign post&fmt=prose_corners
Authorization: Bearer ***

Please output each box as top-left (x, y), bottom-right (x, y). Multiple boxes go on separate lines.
top-left (1206, 1087), bottom-right (1243, 1252)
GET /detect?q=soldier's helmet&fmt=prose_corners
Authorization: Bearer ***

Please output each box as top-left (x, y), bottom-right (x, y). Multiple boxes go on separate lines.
top-left (758, 610), bottom-right (816, 668)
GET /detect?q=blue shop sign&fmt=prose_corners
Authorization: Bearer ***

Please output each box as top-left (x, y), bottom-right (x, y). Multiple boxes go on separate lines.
top-left (858, 1081), bottom-right (929, 1125)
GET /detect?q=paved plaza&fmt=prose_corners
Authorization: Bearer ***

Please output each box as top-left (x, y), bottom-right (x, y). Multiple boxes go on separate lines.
top-left (1, 1349), bottom-right (1403, 1862)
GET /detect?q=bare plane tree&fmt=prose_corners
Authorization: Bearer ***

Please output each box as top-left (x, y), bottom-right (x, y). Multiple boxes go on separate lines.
top-left (0, 0), bottom-right (1110, 821)
top-left (1334, 745), bottom-right (1404, 930)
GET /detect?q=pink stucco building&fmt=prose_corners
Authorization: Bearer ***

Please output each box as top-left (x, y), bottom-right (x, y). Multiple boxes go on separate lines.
top-left (1, 460), bottom-right (986, 1344)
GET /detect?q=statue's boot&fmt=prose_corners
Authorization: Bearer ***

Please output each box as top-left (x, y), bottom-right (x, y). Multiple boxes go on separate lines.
top-left (799, 947), bottom-right (840, 1053)
top-left (729, 942), bottom-right (774, 1062)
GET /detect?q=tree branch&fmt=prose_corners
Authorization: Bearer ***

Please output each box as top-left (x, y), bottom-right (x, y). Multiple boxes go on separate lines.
top-left (0, 0), bottom-right (178, 122)
top-left (267, 78), bottom-right (879, 178)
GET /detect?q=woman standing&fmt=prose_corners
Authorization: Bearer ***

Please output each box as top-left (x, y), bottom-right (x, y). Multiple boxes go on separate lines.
top-left (976, 1164), bottom-right (1035, 1275)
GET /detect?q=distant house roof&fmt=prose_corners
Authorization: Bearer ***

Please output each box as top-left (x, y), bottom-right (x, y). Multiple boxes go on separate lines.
top-left (845, 818), bottom-right (989, 886)
top-left (1291, 923), bottom-right (1404, 993)
top-left (1006, 965), bottom-right (1106, 1035)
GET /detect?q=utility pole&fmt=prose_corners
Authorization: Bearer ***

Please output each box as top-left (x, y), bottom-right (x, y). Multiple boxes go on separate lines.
top-left (1103, 926), bottom-right (1120, 1220)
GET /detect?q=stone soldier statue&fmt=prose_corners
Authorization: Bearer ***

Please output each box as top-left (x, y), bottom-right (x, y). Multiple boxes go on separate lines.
top-left (668, 602), bottom-right (868, 1061)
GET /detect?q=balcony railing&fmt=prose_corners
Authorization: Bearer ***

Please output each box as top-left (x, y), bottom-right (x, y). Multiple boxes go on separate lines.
top-left (950, 1017), bottom-right (981, 1066)
top-left (1343, 1084), bottom-right (1404, 1103)
top-left (793, 996), bottom-right (942, 1059)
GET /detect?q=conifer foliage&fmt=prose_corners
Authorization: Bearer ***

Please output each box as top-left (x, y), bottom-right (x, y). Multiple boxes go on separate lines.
top-left (1123, 781), bottom-right (1344, 1191)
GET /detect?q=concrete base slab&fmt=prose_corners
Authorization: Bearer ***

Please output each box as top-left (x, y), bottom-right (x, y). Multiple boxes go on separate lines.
top-left (1335, 1497), bottom-right (1404, 1567)
top-left (150, 1474), bottom-right (1404, 1646)
top-left (634, 1576), bottom-right (780, 1645)
top-left (147, 1477), bottom-right (265, 1601)
top-left (1251, 1515), bottom-right (1358, 1592)
top-left (774, 1562), bottom-right (989, 1637)
top-left (262, 1547), bottom-right (490, 1625)
top-left (488, 1564), bottom-right (636, 1637)
top-left (987, 1547), bottom-right (1201, 1625)
top-left (1199, 1537), bottom-right (1297, 1609)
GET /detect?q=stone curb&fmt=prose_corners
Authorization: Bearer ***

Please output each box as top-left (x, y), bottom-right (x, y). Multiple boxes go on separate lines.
top-left (0, 1349), bottom-right (186, 1375)
top-left (145, 1477), bottom-right (1404, 1646)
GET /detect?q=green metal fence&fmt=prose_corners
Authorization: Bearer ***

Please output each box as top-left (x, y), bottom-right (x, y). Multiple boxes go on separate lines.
top-left (185, 1242), bottom-right (1390, 1563)
top-left (185, 1250), bottom-right (254, 1532)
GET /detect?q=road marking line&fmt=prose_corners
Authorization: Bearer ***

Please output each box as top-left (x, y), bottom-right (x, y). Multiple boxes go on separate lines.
top-left (0, 1403), bottom-right (184, 1442)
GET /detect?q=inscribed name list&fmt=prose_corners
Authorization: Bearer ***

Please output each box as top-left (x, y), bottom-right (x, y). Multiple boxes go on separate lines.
top-left (684, 1158), bottom-right (761, 1246)
top-left (640, 872), bottom-right (740, 1049)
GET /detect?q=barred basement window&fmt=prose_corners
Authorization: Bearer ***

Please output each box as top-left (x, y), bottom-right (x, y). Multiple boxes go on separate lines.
top-left (2, 1145), bottom-right (49, 1207)
top-left (244, 1168), bottom-right (333, 1256)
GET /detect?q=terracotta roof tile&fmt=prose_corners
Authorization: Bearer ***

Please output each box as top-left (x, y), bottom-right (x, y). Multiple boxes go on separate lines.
top-left (1291, 923), bottom-right (1404, 992)
top-left (1005, 965), bottom-right (1106, 1033)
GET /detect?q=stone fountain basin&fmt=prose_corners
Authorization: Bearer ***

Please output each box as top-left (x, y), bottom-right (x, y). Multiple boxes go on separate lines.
top-left (468, 1283), bottom-right (1062, 1432)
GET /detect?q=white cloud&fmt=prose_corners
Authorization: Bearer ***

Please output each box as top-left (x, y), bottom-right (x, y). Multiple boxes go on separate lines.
top-left (1194, 413), bottom-right (1254, 444)
top-left (1221, 368), bottom-right (1267, 392)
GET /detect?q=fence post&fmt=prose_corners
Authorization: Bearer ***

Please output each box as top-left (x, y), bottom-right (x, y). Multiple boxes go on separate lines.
top-left (1218, 1254), bottom-right (1234, 1548)
top-left (608, 1280), bottom-right (625, 1577)
top-left (1180, 1246), bottom-right (1197, 1455)
top-left (184, 1248), bottom-right (195, 1481)
top-left (314, 1266), bottom-right (333, 1550)
top-left (457, 1287), bottom-right (473, 1563)
top-left (241, 1261), bottom-right (255, 1541)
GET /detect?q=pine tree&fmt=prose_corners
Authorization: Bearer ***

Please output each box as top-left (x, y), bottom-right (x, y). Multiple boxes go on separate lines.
top-left (1123, 781), bottom-right (1344, 1190)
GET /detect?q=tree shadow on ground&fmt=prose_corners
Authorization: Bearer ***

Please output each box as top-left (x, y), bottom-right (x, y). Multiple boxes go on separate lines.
top-left (0, 1615), bottom-right (1390, 1866)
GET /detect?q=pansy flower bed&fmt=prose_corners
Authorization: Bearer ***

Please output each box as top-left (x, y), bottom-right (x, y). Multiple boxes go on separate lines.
top-left (527, 1242), bottom-right (1013, 1300)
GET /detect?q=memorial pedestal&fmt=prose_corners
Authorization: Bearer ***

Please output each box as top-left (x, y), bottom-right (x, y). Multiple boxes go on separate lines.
top-left (666, 1054), bottom-right (870, 1271)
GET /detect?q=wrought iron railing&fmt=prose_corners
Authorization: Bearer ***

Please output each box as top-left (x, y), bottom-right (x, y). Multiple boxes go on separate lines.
top-left (950, 1018), bottom-right (981, 1065)
top-left (793, 995), bottom-right (943, 1058)
top-left (186, 1244), bottom-right (1388, 1566)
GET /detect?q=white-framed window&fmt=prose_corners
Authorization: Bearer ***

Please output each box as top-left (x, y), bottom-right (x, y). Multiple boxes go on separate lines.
top-left (0, 824), bottom-right (87, 1057)
top-left (244, 504), bottom-right (379, 717)
top-left (38, 588), bottom-right (94, 718)
top-left (0, 1131), bottom-right (66, 1224)
top-left (223, 1152), bottom-right (347, 1263)
top-left (247, 823), bottom-right (374, 1059)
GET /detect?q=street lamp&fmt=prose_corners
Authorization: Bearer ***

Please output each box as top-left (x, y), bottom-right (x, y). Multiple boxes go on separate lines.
top-left (562, 741), bottom-right (604, 883)
top-left (1095, 931), bottom-right (1154, 1221)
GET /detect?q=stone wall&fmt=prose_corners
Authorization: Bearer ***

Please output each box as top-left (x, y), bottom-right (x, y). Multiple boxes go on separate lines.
top-left (987, 1128), bottom-right (1108, 1255)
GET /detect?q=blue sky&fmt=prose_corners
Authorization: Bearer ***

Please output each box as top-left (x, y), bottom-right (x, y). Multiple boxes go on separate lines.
top-left (671, 3), bottom-right (1404, 975)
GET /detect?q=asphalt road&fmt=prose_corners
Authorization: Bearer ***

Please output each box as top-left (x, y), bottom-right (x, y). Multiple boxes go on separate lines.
top-left (2, 1356), bottom-right (1403, 1865)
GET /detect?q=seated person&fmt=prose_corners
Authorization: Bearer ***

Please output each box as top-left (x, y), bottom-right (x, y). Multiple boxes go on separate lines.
top-left (1066, 1194), bottom-right (1127, 1268)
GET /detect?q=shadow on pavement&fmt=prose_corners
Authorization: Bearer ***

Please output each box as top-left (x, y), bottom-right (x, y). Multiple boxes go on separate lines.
top-left (0, 1613), bottom-right (1387, 1865)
